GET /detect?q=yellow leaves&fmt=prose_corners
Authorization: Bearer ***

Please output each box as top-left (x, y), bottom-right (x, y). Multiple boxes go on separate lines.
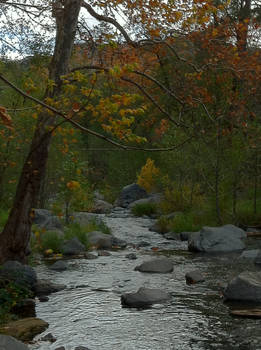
top-left (137, 158), bottom-right (161, 193)
top-left (66, 180), bottom-right (80, 190)
top-left (0, 106), bottom-right (13, 130)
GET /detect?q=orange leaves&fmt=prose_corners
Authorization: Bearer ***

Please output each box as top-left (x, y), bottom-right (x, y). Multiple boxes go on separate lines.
top-left (0, 106), bottom-right (13, 130)
top-left (66, 180), bottom-right (80, 190)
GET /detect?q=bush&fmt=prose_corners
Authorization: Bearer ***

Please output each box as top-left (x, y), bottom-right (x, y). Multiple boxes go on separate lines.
top-left (0, 279), bottom-right (32, 325)
top-left (137, 158), bottom-right (161, 193)
top-left (131, 202), bottom-right (157, 217)
top-left (31, 229), bottom-right (64, 254)
top-left (235, 199), bottom-right (261, 226)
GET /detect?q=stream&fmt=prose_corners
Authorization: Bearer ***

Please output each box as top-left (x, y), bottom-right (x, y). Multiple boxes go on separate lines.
top-left (30, 208), bottom-right (261, 350)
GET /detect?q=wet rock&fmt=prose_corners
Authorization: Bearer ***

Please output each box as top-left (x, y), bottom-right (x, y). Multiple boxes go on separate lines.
top-left (114, 183), bottom-right (148, 208)
top-left (88, 231), bottom-right (113, 249)
top-left (0, 335), bottom-right (29, 350)
top-left (224, 271), bottom-right (261, 302)
top-left (164, 232), bottom-right (179, 240)
top-left (55, 347), bottom-right (65, 350)
top-left (38, 296), bottom-right (49, 302)
top-left (188, 225), bottom-right (246, 253)
top-left (185, 270), bottom-right (205, 284)
top-left (33, 209), bottom-right (63, 231)
top-left (49, 261), bottom-right (68, 271)
top-left (239, 250), bottom-right (260, 260)
top-left (121, 287), bottom-right (171, 308)
top-left (41, 332), bottom-right (56, 342)
top-left (11, 298), bottom-right (36, 318)
top-left (128, 193), bottom-right (163, 209)
top-left (62, 237), bottom-right (85, 255)
top-left (84, 252), bottom-right (98, 259)
top-left (180, 232), bottom-right (191, 241)
top-left (0, 261), bottom-right (37, 290)
top-left (75, 347), bottom-right (91, 350)
top-left (0, 317), bottom-right (48, 342)
top-left (125, 253), bottom-right (137, 260)
top-left (134, 257), bottom-right (174, 273)
top-left (89, 199), bottom-right (113, 214)
top-left (34, 279), bottom-right (66, 296)
top-left (98, 250), bottom-right (111, 256)
top-left (254, 251), bottom-right (261, 265)
top-left (112, 236), bottom-right (127, 249)
top-left (137, 241), bottom-right (150, 248)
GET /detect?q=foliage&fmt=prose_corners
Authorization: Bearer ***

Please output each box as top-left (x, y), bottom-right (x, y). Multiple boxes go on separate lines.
top-left (235, 199), bottom-right (261, 227)
top-left (137, 158), bottom-right (161, 193)
top-left (31, 228), bottom-right (64, 254)
top-left (0, 278), bottom-right (32, 325)
top-left (131, 202), bottom-right (157, 217)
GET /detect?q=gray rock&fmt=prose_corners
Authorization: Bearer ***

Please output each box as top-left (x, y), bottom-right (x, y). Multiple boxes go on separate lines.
top-left (121, 287), bottom-right (171, 308)
top-left (254, 251), bottom-right (261, 265)
top-left (239, 250), bottom-right (260, 260)
top-left (128, 193), bottom-right (163, 209)
top-left (34, 279), bottom-right (66, 296)
top-left (136, 241), bottom-right (150, 248)
top-left (41, 333), bottom-right (56, 342)
top-left (75, 347), bottom-right (91, 350)
top-left (185, 270), bottom-right (205, 284)
top-left (115, 183), bottom-right (148, 208)
top-left (125, 253), bottom-right (137, 260)
top-left (88, 231), bottom-right (113, 249)
top-left (98, 250), bottom-right (111, 256)
top-left (0, 261), bottom-right (37, 290)
top-left (112, 236), bottom-right (127, 249)
top-left (0, 335), bottom-right (29, 350)
top-left (38, 296), bottom-right (49, 302)
top-left (188, 225), bottom-right (246, 253)
top-left (134, 258), bottom-right (174, 273)
top-left (62, 237), bottom-right (85, 255)
top-left (224, 271), bottom-right (261, 302)
top-left (84, 252), bottom-right (98, 259)
top-left (94, 190), bottom-right (104, 200)
top-left (49, 261), bottom-right (68, 271)
top-left (33, 209), bottom-right (63, 231)
top-left (180, 232), bottom-right (191, 241)
top-left (90, 199), bottom-right (113, 214)
top-left (72, 212), bottom-right (104, 227)
top-left (55, 347), bottom-right (65, 350)
top-left (164, 232), bottom-right (179, 240)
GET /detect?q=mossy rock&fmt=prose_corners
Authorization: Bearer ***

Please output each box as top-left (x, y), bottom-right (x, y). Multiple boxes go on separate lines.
top-left (0, 317), bottom-right (48, 341)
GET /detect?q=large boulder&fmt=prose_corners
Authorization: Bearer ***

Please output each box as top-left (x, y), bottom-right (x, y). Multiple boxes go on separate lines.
top-left (88, 231), bottom-right (113, 249)
top-left (0, 335), bottom-right (29, 350)
top-left (49, 261), bottom-right (68, 271)
top-left (128, 193), bottom-right (163, 209)
top-left (134, 257), bottom-right (174, 273)
top-left (89, 199), bottom-right (113, 214)
top-left (114, 183), bottom-right (148, 208)
top-left (224, 271), bottom-right (261, 302)
top-left (121, 287), bottom-right (171, 308)
top-left (0, 318), bottom-right (48, 342)
top-left (61, 237), bottom-right (85, 255)
top-left (33, 209), bottom-right (63, 231)
top-left (188, 224), bottom-right (246, 253)
top-left (0, 261), bottom-right (37, 290)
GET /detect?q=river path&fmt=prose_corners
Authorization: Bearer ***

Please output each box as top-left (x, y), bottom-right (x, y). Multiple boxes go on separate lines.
top-left (30, 208), bottom-right (261, 350)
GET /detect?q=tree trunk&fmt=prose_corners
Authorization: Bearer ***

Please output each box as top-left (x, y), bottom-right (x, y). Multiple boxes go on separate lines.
top-left (0, 0), bottom-right (81, 264)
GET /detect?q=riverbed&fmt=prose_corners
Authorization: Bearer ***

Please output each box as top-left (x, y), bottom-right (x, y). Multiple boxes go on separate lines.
top-left (30, 209), bottom-right (261, 350)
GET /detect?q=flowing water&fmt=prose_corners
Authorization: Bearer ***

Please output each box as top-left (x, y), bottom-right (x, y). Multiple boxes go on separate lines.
top-left (30, 209), bottom-right (261, 350)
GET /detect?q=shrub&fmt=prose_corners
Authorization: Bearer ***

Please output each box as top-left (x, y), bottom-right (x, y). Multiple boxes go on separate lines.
top-left (137, 158), bottom-right (161, 193)
top-left (131, 202), bottom-right (157, 217)
top-left (235, 199), bottom-right (261, 226)
top-left (31, 229), bottom-right (64, 254)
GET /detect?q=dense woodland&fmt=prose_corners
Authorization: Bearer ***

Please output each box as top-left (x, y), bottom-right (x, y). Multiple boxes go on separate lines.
top-left (0, 0), bottom-right (260, 264)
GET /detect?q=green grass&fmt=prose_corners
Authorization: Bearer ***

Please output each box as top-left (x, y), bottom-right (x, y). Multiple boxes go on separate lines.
top-left (131, 202), bottom-right (157, 217)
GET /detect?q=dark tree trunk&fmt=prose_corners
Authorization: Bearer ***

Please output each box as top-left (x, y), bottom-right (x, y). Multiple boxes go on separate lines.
top-left (0, 0), bottom-right (81, 264)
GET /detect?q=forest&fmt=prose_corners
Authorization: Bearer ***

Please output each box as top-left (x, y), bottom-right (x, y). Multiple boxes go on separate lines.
top-left (0, 0), bottom-right (260, 261)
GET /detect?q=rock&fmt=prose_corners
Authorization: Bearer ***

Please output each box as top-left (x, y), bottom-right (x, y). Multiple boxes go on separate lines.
top-left (41, 332), bottom-right (56, 342)
top-left (188, 225), bottom-right (246, 253)
top-left (0, 261), bottom-right (37, 290)
top-left (11, 299), bottom-right (36, 318)
top-left (90, 199), bottom-right (113, 214)
top-left (134, 257), bottom-right (174, 273)
top-left (164, 232), bottom-right (179, 240)
top-left (84, 252), bottom-right (98, 259)
top-left (125, 253), bottom-right (137, 260)
top-left (185, 270), bottom-right (205, 284)
top-left (88, 231), bottom-right (113, 249)
top-left (34, 279), bottom-right (66, 296)
top-left (254, 251), bottom-right (261, 265)
top-left (33, 209), bottom-right (63, 231)
top-left (61, 237), bottom-right (85, 255)
top-left (136, 241), bottom-right (150, 248)
top-left (238, 250), bottom-right (260, 260)
top-left (128, 193), bottom-right (163, 209)
top-left (112, 236), bottom-right (127, 249)
top-left (224, 271), bottom-right (261, 302)
top-left (121, 287), bottom-right (171, 308)
top-left (38, 296), bottom-right (49, 302)
top-left (114, 183), bottom-right (148, 208)
top-left (71, 212), bottom-right (104, 226)
top-left (180, 232), bottom-right (191, 241)
top-left (49, 261), bottom-right (68, 271)
top-left (55, 347), bottom-right (65, 350)
top-left (0, 317), bottom-right (48, 342)
top-left (149, 222), bottom-right (168, 234)
top-left (98, 250), bottom-right (111, 256)
top-left (0, 335), bottom-right (29, 350)
top-left (94, 190), bottom-right (104, 200)
top-left (75, 347), bottom-right (91, 350)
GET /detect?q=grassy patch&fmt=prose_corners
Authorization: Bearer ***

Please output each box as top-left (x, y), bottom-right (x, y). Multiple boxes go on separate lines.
top-left (131, 202), bottom-right (157, 217)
